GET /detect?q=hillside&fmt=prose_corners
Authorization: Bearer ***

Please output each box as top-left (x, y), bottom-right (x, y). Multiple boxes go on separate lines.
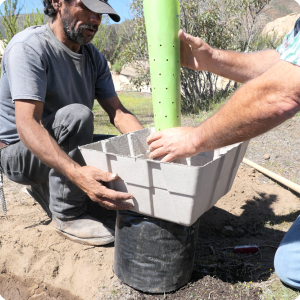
top-left (0, 1), bottom-right (299, 38)
top-left (265, 0), bottom-right (300, 21)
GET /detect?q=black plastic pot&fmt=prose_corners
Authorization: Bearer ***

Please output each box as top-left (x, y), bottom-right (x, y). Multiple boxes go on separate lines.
top-left (113, 210), bottom-right (200, 293)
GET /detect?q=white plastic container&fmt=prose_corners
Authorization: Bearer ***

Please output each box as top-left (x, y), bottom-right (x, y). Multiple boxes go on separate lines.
top-left (79, 128), bottom-right (248, 226)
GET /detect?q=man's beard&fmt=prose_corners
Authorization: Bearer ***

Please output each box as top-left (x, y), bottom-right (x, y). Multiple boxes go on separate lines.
top-left (61, 5), bottom-right (98, 45)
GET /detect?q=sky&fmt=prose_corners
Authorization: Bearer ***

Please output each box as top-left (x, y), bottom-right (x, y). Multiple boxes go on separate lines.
top-left (0, 0), bottom-right (132, 23)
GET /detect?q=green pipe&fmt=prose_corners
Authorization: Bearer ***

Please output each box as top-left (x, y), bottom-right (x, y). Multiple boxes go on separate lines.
top-left (143, 0), bottom-right (181, 131)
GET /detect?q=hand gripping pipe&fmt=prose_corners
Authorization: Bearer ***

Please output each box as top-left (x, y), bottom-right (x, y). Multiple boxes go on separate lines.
top-left (143, 0), bottom-right (181, 131)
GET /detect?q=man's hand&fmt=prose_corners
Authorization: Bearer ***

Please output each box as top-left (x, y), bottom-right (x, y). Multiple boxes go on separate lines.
top-left (148, 61), bottom-right (300, 163)
top-left (179, 29), bottom-right (215, 72)
top-left (147, 127), bottom-right (200, 162)
top-left (71, 166), bottom-right (134, 210)
top-left (15, 100), bottom-right (134, 211)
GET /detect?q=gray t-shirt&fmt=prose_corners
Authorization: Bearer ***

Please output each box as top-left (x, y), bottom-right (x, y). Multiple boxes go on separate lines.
top-left (0, 24), bottom-right (116, 144)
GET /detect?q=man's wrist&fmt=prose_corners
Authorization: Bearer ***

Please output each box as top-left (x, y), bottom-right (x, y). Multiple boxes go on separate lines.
top-left (191, 126), bottom-right (205, 154)
top-left (210, 48), bottom-right (222, 74)
top-left (64, 161), bottom-right (82, 183)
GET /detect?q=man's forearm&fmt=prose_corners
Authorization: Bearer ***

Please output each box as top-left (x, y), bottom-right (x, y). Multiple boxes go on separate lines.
top-left (114, 110), bottom-right (143, 134)
top-left (98, 96), bottom-right (143, 134)
top-left (210, 49), bottom-right (280, 83)
top-left (17, 119), bottom-right (80, 181)
top-left (194, 61), bottom-right (299, 152)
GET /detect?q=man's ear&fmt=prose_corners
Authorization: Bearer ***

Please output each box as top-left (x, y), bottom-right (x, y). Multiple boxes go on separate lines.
top-left (52, 0), bottom-right (62, 12)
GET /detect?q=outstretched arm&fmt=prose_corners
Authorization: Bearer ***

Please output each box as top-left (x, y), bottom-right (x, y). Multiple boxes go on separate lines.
top-left (147, 60), bottom-right (300, 162)
top-left (97, 95), bottom-right (143, 134)
top-left (15, 100), bottom-right (134, 210)
top-left (180, 29), bottom-right (280, 83)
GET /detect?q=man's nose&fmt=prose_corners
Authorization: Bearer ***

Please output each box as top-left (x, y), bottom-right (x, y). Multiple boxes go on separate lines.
top-left (90, 12), bottom-right (102, 26)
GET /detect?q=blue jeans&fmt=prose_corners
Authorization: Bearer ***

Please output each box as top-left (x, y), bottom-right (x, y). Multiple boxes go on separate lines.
top-left (274, 215), bottom-right (300, 289)
top-left (0, 104), bottom-right (94, 219)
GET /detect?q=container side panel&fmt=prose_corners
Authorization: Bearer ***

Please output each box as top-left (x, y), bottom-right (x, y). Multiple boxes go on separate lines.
top-left (127, 184), bottom-right (154, 216)
top-left (118, 156), bottom-right (152, 187)
top-left (128, 128), bottom-right (152, 157)
top-left (151, 187), bottom-right (179, 223)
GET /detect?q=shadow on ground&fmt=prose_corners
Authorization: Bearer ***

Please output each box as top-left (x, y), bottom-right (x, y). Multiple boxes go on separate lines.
top-left (106, 190), bottom-right (300, 300)
top-left (1, 172), bottom-right (299, 300)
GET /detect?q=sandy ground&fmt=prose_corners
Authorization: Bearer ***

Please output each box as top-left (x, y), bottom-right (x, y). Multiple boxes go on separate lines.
top-left (0, 162), bottom-right (299, 299)
top-left (0, 175), bottom-right (116, 300)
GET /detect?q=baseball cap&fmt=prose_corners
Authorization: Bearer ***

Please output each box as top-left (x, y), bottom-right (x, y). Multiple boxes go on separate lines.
top-left (81, 0), bottom-right (121, 22)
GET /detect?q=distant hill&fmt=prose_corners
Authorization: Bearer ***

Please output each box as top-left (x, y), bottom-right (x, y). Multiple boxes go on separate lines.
top-left (264, 0), bottom-right (300, 22)
top-left (0, 1), bottom-right (299, 38)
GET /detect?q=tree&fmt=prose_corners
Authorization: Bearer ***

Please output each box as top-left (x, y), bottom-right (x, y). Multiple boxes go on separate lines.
top-left (0, 0), bottom-right (46, 48)
top-left (91, 16), bottom-right (133, 68)
top-left (119, 0), bottom-right (271, 113)
top-left (0, 0), bottom-right (23, 47)
top-left (23, 8), bottom-right (46, 30)
top-left (119, 0), bottom-right (150, 90)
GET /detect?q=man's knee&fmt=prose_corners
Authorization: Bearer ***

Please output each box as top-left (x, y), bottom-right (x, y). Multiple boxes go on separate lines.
top-left (274, 236), bottom-right (300, 289)
top-left (54, 104), bottom-right (94, 128)
top-left (48, 104), bottom-right (94, 143)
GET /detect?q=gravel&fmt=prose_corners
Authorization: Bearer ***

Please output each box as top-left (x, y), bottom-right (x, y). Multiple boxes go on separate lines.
top-left (245, 116), bottom-right (300, 186)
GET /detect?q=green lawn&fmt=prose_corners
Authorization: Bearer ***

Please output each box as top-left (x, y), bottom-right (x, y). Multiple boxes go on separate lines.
top-left (93, 92), bottom-right (226, 134)
top-left (93, 92), bottom-right (154, 135)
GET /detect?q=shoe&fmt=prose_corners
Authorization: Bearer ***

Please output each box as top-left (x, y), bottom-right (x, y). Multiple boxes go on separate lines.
top-left (23, 182), bottom-right (52, 219)
top-left (52, 213), bottom-right (115, 246)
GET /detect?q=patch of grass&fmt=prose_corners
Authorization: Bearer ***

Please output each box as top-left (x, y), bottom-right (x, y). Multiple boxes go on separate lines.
top-left (93, 92), bottom-right (154, 135)
top-left (110, 289), bottom-right (119, 295)
top-left (93, 92), bottom-right (227, 135)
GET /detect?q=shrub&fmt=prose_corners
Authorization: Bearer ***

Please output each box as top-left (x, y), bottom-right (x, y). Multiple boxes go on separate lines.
top-left (112, 61), bottom-right (123, 74)
top-left (119, 0), bottom-right (272, 114)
